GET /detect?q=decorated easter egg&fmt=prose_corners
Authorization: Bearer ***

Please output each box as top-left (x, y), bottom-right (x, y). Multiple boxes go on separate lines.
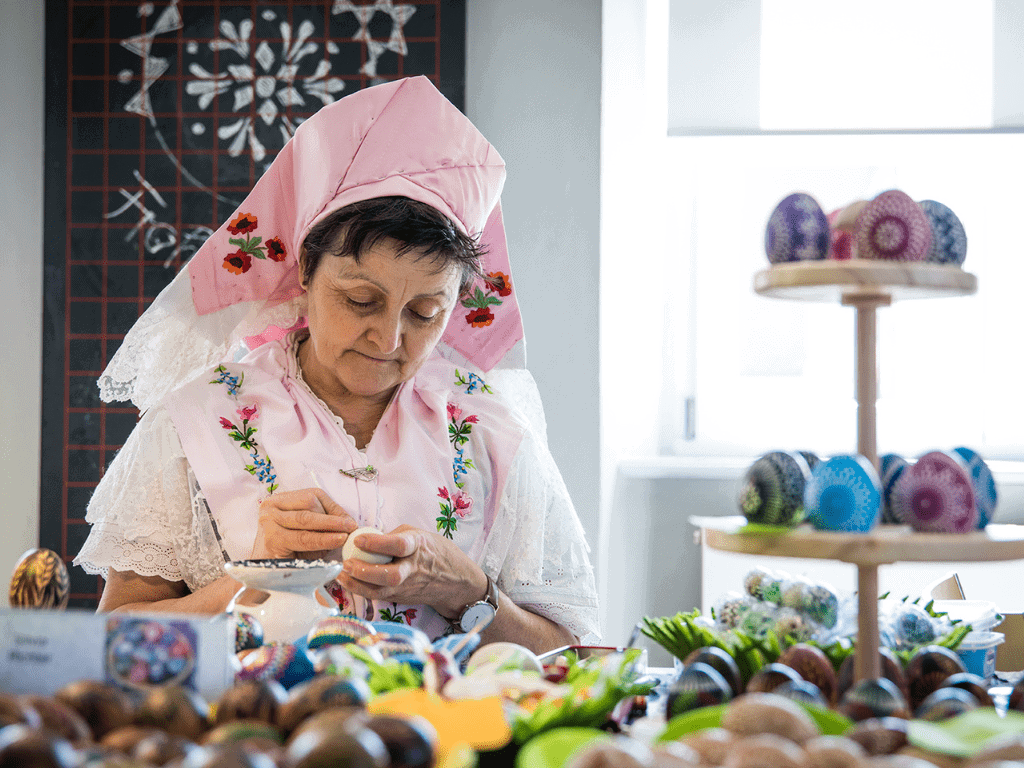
top-left (202, 720), bottom-right (284, 752)
top-left (466, 642), bottom-right (544, 675)
top-left (905, 645), bottom-right (966, 710)
top-left (432, 632), bottom-right (482, 667)
top-left (743, 568), bottom-right (772, 600)
top-left (716, 594), bottom-right (751, 629)
top-left (940, 672), bottom-right (993, 706)
top-left (106, 618), bottom-right (197, 689)
top-left (804, 454), bottom-right (881, 532)
top-left (746, 663), bottom-right (802, 695)
top-left (893, 603), bottom-right (937, 649)
top-left (914, 686), bottom-right (978, 721)
top-left (879, 454), bottom-right (908, 524)
top-left (364, 714), bottom-right (437, 768)
top-left (765, 193), bottom-right (830, 263)
top-left (952, 446), bottom-right (997, 528)
top-left (135, 685), bottom-right (211, 742)
top-left (778, 644), bottom-right (838, 705)
top-left (773, 679), bottom-right (829, 709)
top-left (667, 662), bottom-right (732, 717)
top-left (306, 615), bottom-right (375, 650)
top-left (276, 675), bottom-right (371, 735)
top-left (797, 450), bottom-right (821, 472)
top-left (683, 647), bottom-right (743, 697)
top-left (801, 583), bottom-right (840, 629)
top-left (845, 717), bottom-right (909, 755)
top-left (919, 200), bottom-right (967, 266)
top-left (827, 209), bottom-right (853, 260)
top-left (855, 190), bottom-right (932, 261)
top-left (234, 612), bottom-right (264, 653)
top-left (837, 649), bottom-right (908, 703)
top-left (236, 641), bottom-right (317, 690)
top-left (9, 548), bottom-right (70, 610)
top-left (838, 678), bottom-right (911, 722)
top-left (214, 679), bottom-right (288, 725)
top-left (892, 451), bottom-right (977, 533)
top-left (739, 451), bottom-right (811, 527)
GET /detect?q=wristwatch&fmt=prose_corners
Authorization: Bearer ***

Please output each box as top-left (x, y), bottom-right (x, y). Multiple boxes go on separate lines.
top-left (455, 573), bottom-right (499, 633)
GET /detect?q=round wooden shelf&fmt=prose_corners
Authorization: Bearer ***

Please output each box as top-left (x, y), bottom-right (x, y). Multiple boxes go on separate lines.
top-left (695, 517), bottom-right (1024, 567)
top-left (754, 260), bottom-right (977, 303)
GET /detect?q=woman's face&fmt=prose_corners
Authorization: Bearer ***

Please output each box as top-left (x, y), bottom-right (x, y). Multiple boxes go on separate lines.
top-left (302, 239), bottom-right (462, 403)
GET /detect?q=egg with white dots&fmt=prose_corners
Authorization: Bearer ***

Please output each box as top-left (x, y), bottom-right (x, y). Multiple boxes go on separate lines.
top-left (765, 193), bottom-right (830, 264)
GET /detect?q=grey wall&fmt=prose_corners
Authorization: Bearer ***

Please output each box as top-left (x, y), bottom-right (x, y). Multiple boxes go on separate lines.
top-left (0, 0), bottom-right (44, 597)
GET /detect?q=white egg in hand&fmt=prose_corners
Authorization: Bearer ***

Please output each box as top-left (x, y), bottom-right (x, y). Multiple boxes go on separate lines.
top-left (342, 526), bottom-right (393, 564)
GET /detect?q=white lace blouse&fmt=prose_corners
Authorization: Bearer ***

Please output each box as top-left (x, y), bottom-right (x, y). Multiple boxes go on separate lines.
top-left (74, 366), bottom-right (601, 644)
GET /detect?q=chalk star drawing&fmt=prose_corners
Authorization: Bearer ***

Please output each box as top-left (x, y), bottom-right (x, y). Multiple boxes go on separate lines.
top-left (121, 0), bottom-right (182, 120)
top-left (332, 0), bottom-right (416, 76)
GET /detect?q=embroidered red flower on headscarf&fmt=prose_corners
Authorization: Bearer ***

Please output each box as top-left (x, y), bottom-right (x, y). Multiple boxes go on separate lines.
top-left (227, 212), bottom-right (258, 235)
top-left (223, 250), bottom-right (251, 275)
top-left (486, 271), bottom-right (512, 297)
top-left (466, 307), bottom-right (494, 328)
top-left (266, 237), bottom-right (287, 262)
top-left (453, 490), bottom-right (473, 518)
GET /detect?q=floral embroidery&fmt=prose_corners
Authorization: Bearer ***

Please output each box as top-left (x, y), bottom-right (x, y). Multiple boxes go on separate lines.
top-left (436, 486), bottom-right (474, 540)
top-left (378, 603), bottom-right (418, 624)
top-left (464, 306), bottom-right (495, 328)
top-left (455, 369), bottom-right (492, 395)
top-left (461, 271), bottom-right (512, 327)
top-left (210, 365), bottom-right (279, 494)
top-left (327, 582), bottom-right (350, 612)
top-left (486, 270), bottom-right (513, 297)
top-left (221, 213), bottom-right (288, 273)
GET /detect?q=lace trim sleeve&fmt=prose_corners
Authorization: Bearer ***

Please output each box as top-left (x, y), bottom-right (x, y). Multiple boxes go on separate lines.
top-left (72, 407), bottom-right (227, 592)
top-left (480, 424), bottom-right (601, 645)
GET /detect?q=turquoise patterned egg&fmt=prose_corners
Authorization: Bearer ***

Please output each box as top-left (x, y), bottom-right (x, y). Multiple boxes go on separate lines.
top-left (306, 616), bottom-right (375, 650)
top-left (880, 454), bottom-right (908, 524)
top-left (666, 662), bottom-right (732, 718)
top-left (739, 452), bottom-right (811, 527)
top-left (838, 678), bottom-right (911, 722)
top-left (236, 641), bottom-right (316, 690)
top-left (804, 454), bottom-right (881, 533)
top-left (919, 199), bottom-right (967, 266)
top-left (234, 612), bottom-right (264, 653)
top-left (952, 447), bottom-right (997, 529)
top-left (914, 687), bottom-right (978, 721)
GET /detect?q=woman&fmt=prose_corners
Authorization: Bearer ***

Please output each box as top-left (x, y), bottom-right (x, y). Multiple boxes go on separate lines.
top-left (74, 76), bottom-right (599, 653)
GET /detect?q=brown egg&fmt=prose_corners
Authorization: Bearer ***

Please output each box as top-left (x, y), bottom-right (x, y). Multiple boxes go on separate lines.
top-left (898, 745), bottom-right (963, 768)
top-left (777, 644), bottom-right (838, 705)
top-left (745, 664), bottom-right (803, 695)
top-left (566, 737), bottom-right (653, 768)
top-left (720, 693), bottom-right (818, 745)
top-left (133, 730), bottom-right (198, 765)
top-left (285, 722), bottom-right (389, 768)
top-left (275, 676), bottom-right (370, 735)
top-left (845, 717), bottom-right (910, 756)
top-left (803, 735), bottom-right (866, 768)
top-left (54, 680), bottom-right (135, 740)
top-left (904, 646), bottom-right (966, 710)
top-left (135, 685), bottom-right (210, 742)
top-left (0, 723), bottom-right (79, 768)
top-left (9, 548), bottom-right (70, 610)
top-left (214, 680), bottom-right (288, 725)
top-left (202, 720), bottom-right (284, 753)
top-left (177, 743), bottom-right (278, 767)
top-left (287, 707), bottom-right (370, 746)
top-left (722, 733), bottom-right (805, 768)
top-left (0, 691), bottom-right (43, 730)
top-left (19, 695), bottom-right (92, 746)
top-left (681, 727), bottom-right (736, 765)
top-left (364, 714), bottom-right (437, 768)
top-left (100, 724), bottom-right (164, 753)
top-left (1007, 677), bottom-right (1024, 712)
top-left (683, 646), bottom-right (744, 697)
top-left (837, 648), bottom-right (908, 702)
top-left (964, 733), bottom-right (1024, 764)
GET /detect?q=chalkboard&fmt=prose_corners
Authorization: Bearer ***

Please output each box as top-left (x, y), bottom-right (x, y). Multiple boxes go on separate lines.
top-left (42, 0), bottom-right (466, 608)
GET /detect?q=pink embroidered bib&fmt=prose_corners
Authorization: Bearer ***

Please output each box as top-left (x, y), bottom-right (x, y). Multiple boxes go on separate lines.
top-left (166, 336), bottom-right (525, 639)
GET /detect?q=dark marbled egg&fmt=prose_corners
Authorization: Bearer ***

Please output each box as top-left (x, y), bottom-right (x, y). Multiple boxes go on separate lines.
top-left (9, 548), bottom-right (70, 610)
top-left (905, 645), bottom-right (966, 710)
top-left (214, 679), bottom-right (287, 725)
top-left (837, 648), bottom-right (908, 702)
top-left (773, 679), bottom-right (828, 709)
top-left (941, 672), bottom-right (993, 707)
top-left (666, 662), bottom-right (732, 718)
top-left (746, 663), bottom-right (803, 695)
top-left (683, 647), bottom-right (743, 697)
top-left (914, 686), bottom-right (978, 721)
top-left (845, 717), bottom-right (910, 755)
top-left (777, 644), bottom-right (838, 705)
top-left (739, 452), bottom-right (811, 527)
top-left (837, 678), bottom-right (911, 722)
top-left (275, 675), bottom-right (371, 735)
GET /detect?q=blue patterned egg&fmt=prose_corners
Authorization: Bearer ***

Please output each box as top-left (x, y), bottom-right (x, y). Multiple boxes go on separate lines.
top-left (234, 612), bottom-right (264, 653)
top-left (765, 193), bottom-right (830, 263)
top-left (804, 454), bottom-right (881, 532)
top-left (914, 686), bottom-right (978, 721)
top-left (952, 447), bottom-right (997, 528)
top-left (236, 641), bottom-right (316, 690)
top-left (838, 678), bottom-right (911, 722)
top-left (666, 662), bottom-right (732, 717)
top-left (306, 615), bottom-right (375, 650)
top-left (739, 451), bottom-right (811, 527)
top-left (919, 200), bottom-right (967, 266)
top-left (855, 190), bottom-right (932, 261)
top-left (893, 451), bottom-right (977, 533)
top-left (879, 454), bottom-right (909, 524)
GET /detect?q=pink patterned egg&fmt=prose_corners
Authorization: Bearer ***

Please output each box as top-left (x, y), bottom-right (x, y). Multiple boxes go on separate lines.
top-left (855, 190), bottom-right (932, 261)
top-left (828, 209), bottom-right (853, 260)
top-left (892, 451), bottom-right (977, 533)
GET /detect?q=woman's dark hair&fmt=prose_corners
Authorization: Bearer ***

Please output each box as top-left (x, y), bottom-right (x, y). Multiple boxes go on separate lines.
top-left (300, 196), bottom-right (486, 293)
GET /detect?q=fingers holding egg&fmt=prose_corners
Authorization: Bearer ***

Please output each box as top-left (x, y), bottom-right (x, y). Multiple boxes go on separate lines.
top-left (341, 527), bottom-right (394, 565)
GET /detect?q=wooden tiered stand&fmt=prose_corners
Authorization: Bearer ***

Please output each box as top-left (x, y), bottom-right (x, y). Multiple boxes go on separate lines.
top-left (699, 260), bottom-right (1024, 684)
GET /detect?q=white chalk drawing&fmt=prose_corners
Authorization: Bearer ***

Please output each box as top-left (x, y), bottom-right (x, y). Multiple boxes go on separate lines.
top-left (333, 0), bottom-right (417, 77)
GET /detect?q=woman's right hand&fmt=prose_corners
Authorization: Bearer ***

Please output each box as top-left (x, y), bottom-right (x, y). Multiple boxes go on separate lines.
top-left (250, 488), bottom-right (358, 560)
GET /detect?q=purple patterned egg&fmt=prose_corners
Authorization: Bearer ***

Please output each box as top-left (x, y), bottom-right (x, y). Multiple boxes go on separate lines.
top-left (746, 663), bottom-right (803, 695)
top-left (952, 447), bottom-right (997, 529)
top-left (234, 612), bottom-right (264, 653)
top-left (879, 454), bottom-right (908, 524)
top-left (236, 641), bottom-right (316, 690)
top-left (892, 451), bottom-right (977, 533)
top-left (837, 649), bottom-right (909, 703)
top-left (838, 678), bottom-right (911, 722)
top-left (765, 193), bottom-right (830, 263)
top-left (919, 200), bottom-right (967, 266)
top-left (683, 647), bottom-right (744, 697)
top-left (739, 452), bottom-right (812, 527)
top-left (914, 686), bottom-right (978, 721)
top-left (773, 679), bottom-right (828, 709)
top-left (9, 548), bottom-right (70, 610)
top-left (306, 616), bottom-right (375, 650)
top-left (855, 190), bottom-right (932, 261)
top-left (666, 662), bottom-right (732, 718)
top-left (905, 645), bottom-right (966, 710)
top-left (940, 672), bottom-right (993, 707)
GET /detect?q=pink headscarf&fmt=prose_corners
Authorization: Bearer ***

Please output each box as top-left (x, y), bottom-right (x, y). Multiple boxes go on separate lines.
top-left (186, 76), bottom-right (522, 371)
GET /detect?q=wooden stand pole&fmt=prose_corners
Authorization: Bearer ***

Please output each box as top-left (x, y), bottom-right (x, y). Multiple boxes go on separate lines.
top-left (855, 564), bottom-right (882, 681)
top-left (842, 294), bottom-right (890, 472)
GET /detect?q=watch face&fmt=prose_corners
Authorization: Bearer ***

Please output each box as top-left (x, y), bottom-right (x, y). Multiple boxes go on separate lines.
top-left (460, 602), bottom-right (495, 633)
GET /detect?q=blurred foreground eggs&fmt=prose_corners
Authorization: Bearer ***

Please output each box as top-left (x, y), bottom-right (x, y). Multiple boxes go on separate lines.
top-left (9, 548), bottom-right (70, 610)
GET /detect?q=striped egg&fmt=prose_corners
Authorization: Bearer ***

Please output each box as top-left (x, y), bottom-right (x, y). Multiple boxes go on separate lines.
top-left (892, 451), bottom-right (977, 533)
top-left (739, 451), bottom-right (811, 527)
top-left (765, 193), bottom-right (830, 263)
top-left (9, 548), bottom-right (70, 610)
top-left (879, 454), bottom-right (909, 524)
top-left (952, 447), bottom-right (997, 528)
top-left (236, 641), bottom-right (317, 690)
top-left (855, 190), bottom-right (932, 261)
top-left (306, 615), bottom-right (375, 649)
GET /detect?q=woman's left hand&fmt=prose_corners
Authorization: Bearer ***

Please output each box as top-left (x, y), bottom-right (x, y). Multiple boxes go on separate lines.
top-left (334, 525), bottom-right (487, 619)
